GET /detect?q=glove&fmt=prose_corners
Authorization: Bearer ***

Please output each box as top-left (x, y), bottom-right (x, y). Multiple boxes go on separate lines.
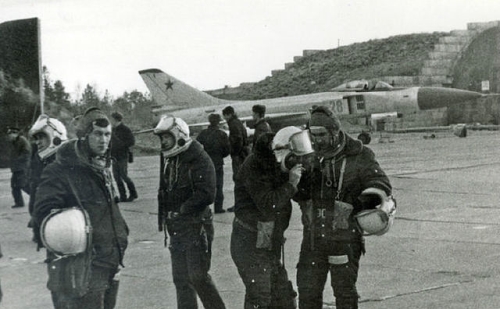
top-left (288, 164), bottom-right (303, 187)
top-left (332, 201), bottom-right (353, 231)
top-left (300, 200), bottom-right (314, 227)
top-left (358, 187), bottom-right (389, 209)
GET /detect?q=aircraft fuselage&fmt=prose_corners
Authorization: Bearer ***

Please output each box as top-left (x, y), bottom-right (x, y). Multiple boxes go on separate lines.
top-left (140, 69), bottom-right (482, 134)
top-left (153, 87), bottom-right (481, 132)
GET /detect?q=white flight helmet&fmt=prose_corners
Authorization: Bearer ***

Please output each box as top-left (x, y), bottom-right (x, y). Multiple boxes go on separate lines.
top-left (272, 126), bottom-right (302, 162)
top-left (272, 126), bottom-right (314, 172)
top-left (29, 114), bottom-right (68, 160)
top-left (355, 188), bottom-right (396, 236)
top-left (289, 130), bottom-right (314, 156)
top-left (153, 115), bottom-right (192, 157)
top-left (40, 207), bottom-right (92, 256)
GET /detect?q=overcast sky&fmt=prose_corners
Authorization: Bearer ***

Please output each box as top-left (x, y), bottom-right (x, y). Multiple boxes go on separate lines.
top-left (2, 0), bottom-right (500, 99)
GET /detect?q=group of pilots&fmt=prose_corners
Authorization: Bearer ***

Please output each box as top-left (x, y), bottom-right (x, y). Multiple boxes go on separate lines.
top-left (4, 102), bottom-right (396, 309)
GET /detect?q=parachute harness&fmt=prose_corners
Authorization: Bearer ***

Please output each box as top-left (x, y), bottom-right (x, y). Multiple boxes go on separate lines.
top-left (312, 157), bottom-right (347, 251)
top-left (164, 156), bottom-right (180, 192)
top-left (320, 157), bottom-right (346, 200)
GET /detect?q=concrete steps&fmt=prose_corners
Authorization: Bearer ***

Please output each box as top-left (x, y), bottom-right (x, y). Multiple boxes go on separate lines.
top-left (419, 21), bottom-right (500, 87)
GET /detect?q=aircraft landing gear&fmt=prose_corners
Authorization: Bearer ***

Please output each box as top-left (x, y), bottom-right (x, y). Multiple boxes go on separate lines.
top-left (357, 131), bottom-right (371, 145)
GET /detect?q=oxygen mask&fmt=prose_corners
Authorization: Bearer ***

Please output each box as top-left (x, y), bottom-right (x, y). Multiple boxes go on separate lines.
top-left (281, 130), bottom-right (317, 172)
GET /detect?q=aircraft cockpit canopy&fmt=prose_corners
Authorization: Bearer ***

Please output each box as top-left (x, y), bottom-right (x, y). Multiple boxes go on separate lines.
top-left (332, 80), bottom-right (394, 92)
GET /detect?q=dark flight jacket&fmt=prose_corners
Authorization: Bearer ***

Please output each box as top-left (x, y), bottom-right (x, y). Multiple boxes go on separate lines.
top-left (10, 135), bottom-right (31, 173)
top-left (226, 116), bottom-right (248, 157)
top-left (295, 132), bottom-right (392, 243)
top-left (111, 123), bottom-right (135, 161)
top-left (234, 133), bottom-right (296, 232)
top-left (158, 141), bottom-right (216, 238)
top-left (251, 118), bottom-right (272, 148)
top-left (34, 140), bottom-right (129, 269)
top-left (196, 125), bottom-right (230, 167)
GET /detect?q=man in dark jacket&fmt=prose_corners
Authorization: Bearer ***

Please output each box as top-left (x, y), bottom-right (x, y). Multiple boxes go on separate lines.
top-left (222, 106), bottom-right (248, 181)
top-left (7, 127), bottom-right (31, 208)
top-left (197, 113), bottom-right (230, 214)
top-left (27, 115), bottom-right (68, 242)
top-left (231, 131), bottom-right (304, 309)
top-left (295, 106), bottom-right (393, 309)
top-left (155, 115), bottom-right (226, 309)
top-left (251, 104), bottom-right (272, 151)
top-left (222, 106), bottom-right (249, 212)
top-left (34, 107), bottom-right (129, 309)
top-left (110, 112), bottom-right (138, 202)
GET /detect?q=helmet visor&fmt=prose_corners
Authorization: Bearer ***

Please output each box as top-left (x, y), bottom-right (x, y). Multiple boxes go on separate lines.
top-left (289, 130), bottom-right (314, 156)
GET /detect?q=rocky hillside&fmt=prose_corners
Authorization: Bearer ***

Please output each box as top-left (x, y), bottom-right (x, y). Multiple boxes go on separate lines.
top-left (135, 30), bottom-right (500, 155)
top-left (212, 32), bottom-right (448, 100)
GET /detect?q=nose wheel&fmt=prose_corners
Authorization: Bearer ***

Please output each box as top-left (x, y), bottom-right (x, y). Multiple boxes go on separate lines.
top-left (357, 131), bottom-right (371, 145)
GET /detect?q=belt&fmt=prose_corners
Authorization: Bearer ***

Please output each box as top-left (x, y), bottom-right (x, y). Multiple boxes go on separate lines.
top-left (316, 208), bottom-right (334, 219)
top-left (234, 217), bottom-right (258, 232)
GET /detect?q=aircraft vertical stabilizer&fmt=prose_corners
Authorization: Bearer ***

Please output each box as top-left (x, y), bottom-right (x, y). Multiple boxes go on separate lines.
top-left (0, 17), bottom-right (41, 168)
top-left (138, 69), bottom-right (225, 111)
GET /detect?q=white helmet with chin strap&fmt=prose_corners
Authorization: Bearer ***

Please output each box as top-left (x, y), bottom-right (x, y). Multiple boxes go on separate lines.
top-left (154, 115), bottom-right (192, 157)
top-left (40, 207), bottom-right (92, 256)
top-left (355, 188), bottom-right (396, 236)
top-left (272, 126), bottom-right (302, 164)
top-left (272, 126), bottom-right (315, 172)
top-left (29, 114), bottom-right (68, 160)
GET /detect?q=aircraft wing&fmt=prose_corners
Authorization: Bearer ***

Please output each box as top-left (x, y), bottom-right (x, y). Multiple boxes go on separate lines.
top-left (189, 111), bottom-right (309, 128)
top-left (133, 124), bottom-right (217, 136)
top-left (244, 112), bottom-right (310, 132)
top-left (221, 111), bottom-right (378, 137)
top-left (133, 128), bottom-right (155, 134)
top-left (241, 112), bottom-right (308, 123)
top-left (135, 111), bottom-right (310, 137)
top-left (190, 111), bottom-right (309, 136)
top-left (134, 111), bottom-right (380, 136)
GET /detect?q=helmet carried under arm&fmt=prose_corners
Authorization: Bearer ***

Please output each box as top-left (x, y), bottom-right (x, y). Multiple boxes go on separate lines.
top-left (355, 188), bottom-right (396, 236)
top-left (40, 207), bottom-right (92, 256)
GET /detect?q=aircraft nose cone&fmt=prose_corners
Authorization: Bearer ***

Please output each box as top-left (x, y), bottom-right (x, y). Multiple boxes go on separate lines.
top-left (417, 87), bottom-right (482, 110)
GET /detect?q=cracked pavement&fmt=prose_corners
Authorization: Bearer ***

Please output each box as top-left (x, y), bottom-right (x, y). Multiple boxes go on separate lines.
top-left (1, 130), bottom-right (500, 308)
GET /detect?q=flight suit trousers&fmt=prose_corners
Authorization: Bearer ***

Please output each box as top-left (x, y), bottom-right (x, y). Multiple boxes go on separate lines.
top-left (296, 237), bottom-right (363, 309)
top-left (11, 171), bottom-right (28, 206)
top-left (112, 158), bottom-right (137, 200)
top-left (169, 225), bottom-right (225, 309)
top-left (214, 164), bottom-right (225, 212)
top-left (230, 154), bottom-right (245, 181)
top-left (51, 266), bottom-right (119, 309)
top-left (231, 220), bottom-right (297, 309)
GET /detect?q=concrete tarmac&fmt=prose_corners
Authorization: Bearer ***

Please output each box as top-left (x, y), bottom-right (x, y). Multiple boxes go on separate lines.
top-left (1, 130), bottom-right (500, 309)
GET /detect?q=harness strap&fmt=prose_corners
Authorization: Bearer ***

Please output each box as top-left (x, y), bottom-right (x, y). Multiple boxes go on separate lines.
top-left (310, 157), bottom-right (347, 251)
top-left (335, 158), bottom-right (347, 200)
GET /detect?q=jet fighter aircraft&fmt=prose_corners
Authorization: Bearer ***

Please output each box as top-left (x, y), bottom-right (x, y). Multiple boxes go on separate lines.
top-left (138, 69), bottom-right (483, 139)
